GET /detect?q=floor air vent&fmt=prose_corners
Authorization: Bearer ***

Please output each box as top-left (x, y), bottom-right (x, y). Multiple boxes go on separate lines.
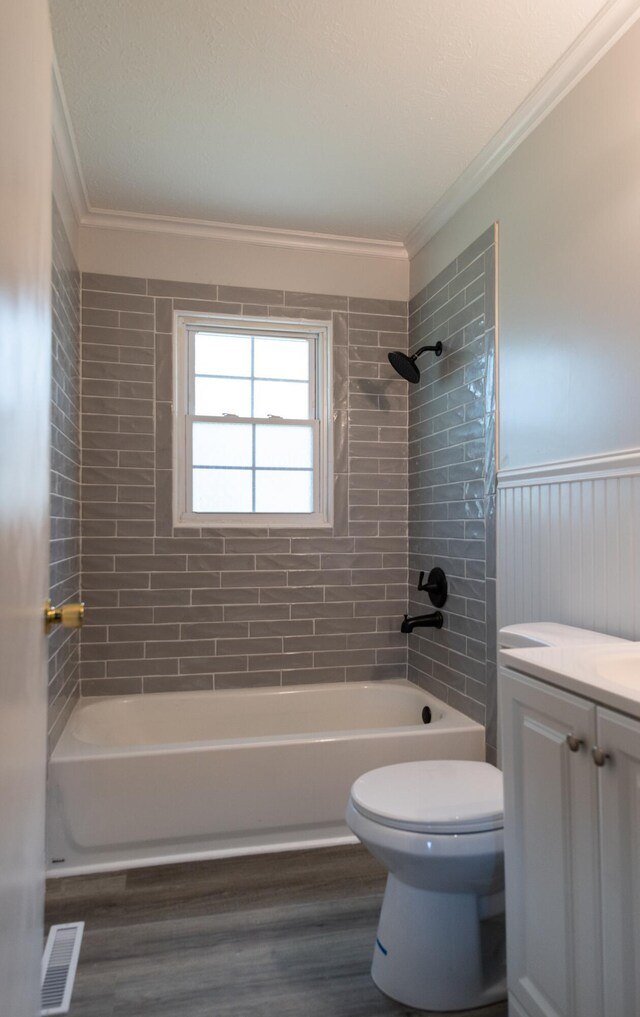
top-left (40, 922), bottom-right (84, 1016)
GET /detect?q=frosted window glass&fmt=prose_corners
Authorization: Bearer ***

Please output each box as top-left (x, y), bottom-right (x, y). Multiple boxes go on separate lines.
top-left (253, 337), bottom-right (309, 380)
top-left (195, 333), bottom-right (251, 377)
top-left (193, 468), bottom-right (252, 512)
top-left (255, 470), bottom-right (313, 512)
top-left (192, 423), bottom-right (252, 467)
top-left (195, 377), bottom-right (252, 417)
top-left (253, 381), bottom-right (309, 419)
top-left (255, 425), bottom-right (313, 469)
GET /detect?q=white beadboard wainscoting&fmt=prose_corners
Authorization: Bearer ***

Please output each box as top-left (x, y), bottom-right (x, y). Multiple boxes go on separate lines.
top-left (497, 450), bottom-right (640, 640)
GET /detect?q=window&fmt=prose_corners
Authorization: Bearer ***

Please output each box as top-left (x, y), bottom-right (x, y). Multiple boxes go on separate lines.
top-left (174, 314), bottom-right (333, 527)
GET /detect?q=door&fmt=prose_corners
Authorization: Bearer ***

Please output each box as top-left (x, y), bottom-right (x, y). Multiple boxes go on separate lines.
top-left (0, 2), bottom-right (52, 1015)
top-left (500, 668), bottom-right (601, 1017)
top-left (597, 708), bottom-right (640, 1017)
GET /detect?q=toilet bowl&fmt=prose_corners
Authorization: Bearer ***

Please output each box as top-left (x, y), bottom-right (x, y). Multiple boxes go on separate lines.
top-left (347, 622), bottom-right (629, 1012)
top-left (347, 760), bottom-right (505, 1012)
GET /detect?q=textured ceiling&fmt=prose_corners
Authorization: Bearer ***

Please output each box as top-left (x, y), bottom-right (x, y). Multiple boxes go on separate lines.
top-left (51, 0), bottom-right (608, 241)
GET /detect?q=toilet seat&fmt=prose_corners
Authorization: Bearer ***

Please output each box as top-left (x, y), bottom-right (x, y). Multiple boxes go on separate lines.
top-left (350, 760), bottom-right (503, 835)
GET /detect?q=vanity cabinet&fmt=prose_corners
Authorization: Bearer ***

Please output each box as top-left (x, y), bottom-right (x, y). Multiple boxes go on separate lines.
top-left (500, 667), bottom-right (640, 1017)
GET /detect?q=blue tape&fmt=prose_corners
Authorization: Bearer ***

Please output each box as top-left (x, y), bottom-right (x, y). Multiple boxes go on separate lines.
top-left (376, 937), bottom-right (388, 956)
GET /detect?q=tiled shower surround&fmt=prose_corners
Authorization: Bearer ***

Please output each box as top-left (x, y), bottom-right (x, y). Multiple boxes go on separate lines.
top-left (61, 227), bottom-right (495, 749)
top-left (48, 200), bottom-right (81, 749)
top-left (79, 278), bottom-right (409, 694)
top-left (407, 227), bottom-right (498, 760)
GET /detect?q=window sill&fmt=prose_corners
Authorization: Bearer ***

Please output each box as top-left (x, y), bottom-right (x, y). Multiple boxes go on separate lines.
top-left (175, 514), bottom-right (333, 530)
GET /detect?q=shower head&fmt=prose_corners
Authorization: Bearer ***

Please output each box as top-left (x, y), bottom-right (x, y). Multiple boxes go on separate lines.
top-left (388, 350), bottom-right (421, 384)
top-left (387, 342), bottom-right (443, 384)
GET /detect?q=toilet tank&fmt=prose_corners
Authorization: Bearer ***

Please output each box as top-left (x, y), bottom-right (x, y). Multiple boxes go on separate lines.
top-left (499, 622), bottom-right (629, 650)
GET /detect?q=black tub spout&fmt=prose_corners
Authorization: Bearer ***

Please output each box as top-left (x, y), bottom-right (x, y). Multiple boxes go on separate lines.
top-left (401, 611), bottom-right (444, 634)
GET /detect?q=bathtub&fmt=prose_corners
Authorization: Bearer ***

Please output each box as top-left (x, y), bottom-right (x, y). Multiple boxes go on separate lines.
top-left (46, 679), bottom-right (484, 875)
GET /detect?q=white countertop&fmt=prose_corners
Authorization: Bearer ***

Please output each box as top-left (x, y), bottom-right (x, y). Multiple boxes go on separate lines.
top-left (500, 643), bottom-right (640, 719)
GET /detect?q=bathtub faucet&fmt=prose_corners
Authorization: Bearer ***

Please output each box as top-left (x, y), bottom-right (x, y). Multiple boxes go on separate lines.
top-left (401, 611), bottom-right (444, 633)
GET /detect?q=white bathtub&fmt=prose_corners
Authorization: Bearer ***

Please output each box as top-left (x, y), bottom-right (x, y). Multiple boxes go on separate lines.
top-left (46, 679), bottom-right (484, 876)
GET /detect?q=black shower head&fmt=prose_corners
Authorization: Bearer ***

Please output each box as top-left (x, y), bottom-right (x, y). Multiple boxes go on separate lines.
top-left (387, 342), bottom-right (443, 384)
top-left (388, 350), bottom-right (421, 384)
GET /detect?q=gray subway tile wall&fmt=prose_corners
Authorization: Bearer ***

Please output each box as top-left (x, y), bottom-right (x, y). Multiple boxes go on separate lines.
top-left (48, 200), bottom-right (81, 750)
top-left (407, 226), bottom-right (498, 761)
top-left (79, 276), bottom-right (409, 694)
top-left (46, 227), bottom-right (496, 752)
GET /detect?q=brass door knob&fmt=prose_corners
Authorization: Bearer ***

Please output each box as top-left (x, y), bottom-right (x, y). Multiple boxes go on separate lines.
top-left (44, 599), bottom-right (85, 633)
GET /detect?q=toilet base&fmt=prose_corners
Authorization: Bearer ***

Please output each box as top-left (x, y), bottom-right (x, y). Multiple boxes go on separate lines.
top-left (371, 874), bottom-right (506, 1012)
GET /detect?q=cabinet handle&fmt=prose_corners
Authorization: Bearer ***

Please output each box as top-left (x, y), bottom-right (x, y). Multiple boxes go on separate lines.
top-left (566, 734), bottom-right (584, 753)
top-left (592, 746), bottom-right (610, 767)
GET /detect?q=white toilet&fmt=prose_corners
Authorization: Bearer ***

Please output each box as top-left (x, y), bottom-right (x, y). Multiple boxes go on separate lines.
top-left (346, 622), bottom-right (628, 1013)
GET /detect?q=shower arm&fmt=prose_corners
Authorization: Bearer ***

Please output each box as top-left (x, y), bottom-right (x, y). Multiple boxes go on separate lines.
top-left (413, 342), bottom-right (443, 360)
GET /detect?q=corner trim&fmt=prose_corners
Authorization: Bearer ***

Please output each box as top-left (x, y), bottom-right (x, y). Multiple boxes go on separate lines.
top-left (405, 0), bottom-right (640, 257)
top-left (498, 449), bottom-right (640, 488)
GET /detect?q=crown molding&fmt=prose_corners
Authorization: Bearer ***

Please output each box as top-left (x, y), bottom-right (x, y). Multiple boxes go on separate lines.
top-left (52, 0), bottom-right (640, 264)
top-left (404, 0), bottom-right (640, 258)
top-left (79, 208), bottom-right (408, 260)
top-left (51, 56), bottom-right (90, 224)
top-left (51, 59), bottom-right (406, 262)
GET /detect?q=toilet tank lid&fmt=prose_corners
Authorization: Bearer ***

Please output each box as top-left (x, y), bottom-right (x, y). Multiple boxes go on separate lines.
top-left (350, 760), bottom-right (503, 835)
top-left (499, 622), bottom-right (628, 649)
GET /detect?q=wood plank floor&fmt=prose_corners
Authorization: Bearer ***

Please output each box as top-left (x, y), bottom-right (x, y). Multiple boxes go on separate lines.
top-left (45, 845), bottom-right (509, 1017)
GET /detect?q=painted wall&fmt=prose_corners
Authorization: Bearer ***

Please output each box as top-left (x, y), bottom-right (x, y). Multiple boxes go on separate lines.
top-left (407, 228), bottom-right (497, 760)
top-left (48, 198), bottom-right (81, 751)
top-left (80, 226), bottom-right (408, 301)
top-left (410, 18), bottom-right (640, 471)
top-left (79, 274), bottom-right (409, 693)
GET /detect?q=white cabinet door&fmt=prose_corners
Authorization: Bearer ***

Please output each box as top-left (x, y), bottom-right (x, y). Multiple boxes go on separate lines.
top-left (597, 708), bottom-right (640, 1017)
top-left (500, 668), bottom-right (601, 1017)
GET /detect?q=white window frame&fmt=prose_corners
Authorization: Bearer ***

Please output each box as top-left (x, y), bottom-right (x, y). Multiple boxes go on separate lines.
top-left (173, 312), bottom-right (333, 528)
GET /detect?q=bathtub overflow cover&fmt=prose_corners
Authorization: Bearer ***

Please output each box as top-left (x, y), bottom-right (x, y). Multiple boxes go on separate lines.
top-left (422, 706), bottom-right (432, 725)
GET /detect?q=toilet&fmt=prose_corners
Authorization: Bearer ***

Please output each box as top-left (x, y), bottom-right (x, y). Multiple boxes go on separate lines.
top-left (346, 622), bottom-right (628, 1012)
